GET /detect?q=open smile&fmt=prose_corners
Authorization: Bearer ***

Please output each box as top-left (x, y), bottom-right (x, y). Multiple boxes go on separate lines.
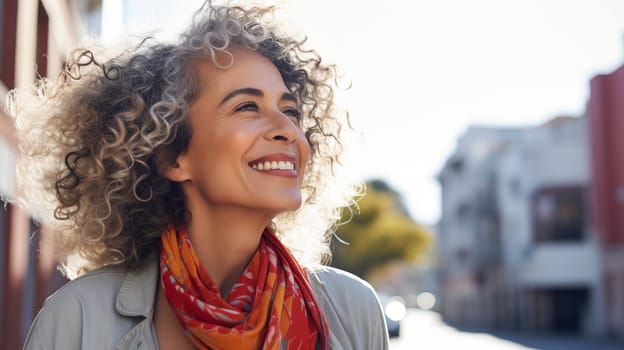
top-left (250, 160), bottom-right (294, 170)
top-left (248, 154), bottom-right (298, 176)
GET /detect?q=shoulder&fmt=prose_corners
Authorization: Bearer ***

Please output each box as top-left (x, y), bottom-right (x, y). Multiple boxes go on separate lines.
top-left (307, 266), bottom-right (389, 349)
top-left (41, 264), bottom-right (127, 312)
top-left (307, 266), bottom-right (378, 303)
top-left (307, 266), bottom-right (382, 321)
top-left (23, 265), bottom-right (128, 349)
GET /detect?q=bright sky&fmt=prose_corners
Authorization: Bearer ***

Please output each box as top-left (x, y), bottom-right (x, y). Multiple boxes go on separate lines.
top-left (112, 0), bottom-right (624, 225)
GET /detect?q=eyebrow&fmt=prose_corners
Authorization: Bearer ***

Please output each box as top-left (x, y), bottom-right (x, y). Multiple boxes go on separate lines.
top-left (219, 87), bottom-right (298, 106)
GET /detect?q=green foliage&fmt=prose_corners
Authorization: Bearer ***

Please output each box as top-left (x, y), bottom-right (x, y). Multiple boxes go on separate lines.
top-left (331, 179), bottom-right (430, 279)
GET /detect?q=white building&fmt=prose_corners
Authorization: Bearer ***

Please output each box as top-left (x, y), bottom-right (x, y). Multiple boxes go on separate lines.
top-left (438, 116), bottom-right (603, 336)
top-left (438, 126), bottom-right (524, 327)
top-left (496, 116), bottom-right (602, 335)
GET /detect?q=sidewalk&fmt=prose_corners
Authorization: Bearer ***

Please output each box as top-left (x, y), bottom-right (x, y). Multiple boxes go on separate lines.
top-left (474, 330), bottom-right (624, 350)
top-left (390, 309), bottom-right (624, 350)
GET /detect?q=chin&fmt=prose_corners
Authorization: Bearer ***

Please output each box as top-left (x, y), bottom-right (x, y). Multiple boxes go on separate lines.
top-left (269, 197), bottom-right (303, 213)
top-left (251, 189), bottom-right (303, 214)
top-left (278, 201), bottom-right (303, 213)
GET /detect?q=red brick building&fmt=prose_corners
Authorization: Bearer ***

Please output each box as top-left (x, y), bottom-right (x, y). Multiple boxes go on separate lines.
top-left (588, 62), bottom-right (624, 339)
top-left (0, 1), bottom-right (81, 348)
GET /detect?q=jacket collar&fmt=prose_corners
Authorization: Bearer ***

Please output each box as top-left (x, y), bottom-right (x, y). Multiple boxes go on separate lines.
top-left (115, 253), bottom-right (159, 317)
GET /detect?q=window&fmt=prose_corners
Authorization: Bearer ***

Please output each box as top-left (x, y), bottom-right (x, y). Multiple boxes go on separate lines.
top-left (533, 186), bottom-right (585, 241)
top-left (0, 0), bottom-right (17, 88)
top-left (0, 0), bottom-right (6, 70)
top-left (456, 202), bottom-right (469, 221)
top-left (450, 158), bottom-right (464, 174)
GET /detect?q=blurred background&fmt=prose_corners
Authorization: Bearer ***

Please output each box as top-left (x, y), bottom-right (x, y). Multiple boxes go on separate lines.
top-left (0, 0), bottom-right (623, 349)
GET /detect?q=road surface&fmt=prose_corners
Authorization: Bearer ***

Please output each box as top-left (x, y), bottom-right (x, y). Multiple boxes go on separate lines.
top-left (390, 309), bottom-right (623, 350)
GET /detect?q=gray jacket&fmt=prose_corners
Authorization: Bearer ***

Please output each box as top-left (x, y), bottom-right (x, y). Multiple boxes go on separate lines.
top-left (23, 256), bottom-right (389, 349)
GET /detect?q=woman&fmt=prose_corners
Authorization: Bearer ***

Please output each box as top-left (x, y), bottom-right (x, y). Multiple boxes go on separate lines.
top-left (13, 2), bottom-right (389, 350)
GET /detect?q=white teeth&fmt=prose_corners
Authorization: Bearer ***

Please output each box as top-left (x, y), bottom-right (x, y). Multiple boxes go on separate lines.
top-left (251, 160), bottom-right (295, 170)
top-left (278, 161), bottom-right (294, 170)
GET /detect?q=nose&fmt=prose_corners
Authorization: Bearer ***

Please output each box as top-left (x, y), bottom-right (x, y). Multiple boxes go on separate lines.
top-left (265, 110), bottom-right (299, 143)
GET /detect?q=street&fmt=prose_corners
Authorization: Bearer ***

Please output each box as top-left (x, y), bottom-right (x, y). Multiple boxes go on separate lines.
top-left (390, 309), bottom-right (624, 350)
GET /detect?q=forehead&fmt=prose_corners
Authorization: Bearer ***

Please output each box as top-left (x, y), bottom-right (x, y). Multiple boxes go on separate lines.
top-left (192, 47), bottom-right (287, 94)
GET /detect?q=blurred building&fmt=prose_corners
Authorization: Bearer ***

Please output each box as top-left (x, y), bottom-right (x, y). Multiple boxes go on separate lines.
top-left (438, 117), bottom-right (603, 336)
top-left (0, 1), bottom-right (94, 349)
top-left (588, 62), bottom-right (624, 339)
top-left (437, 126), bottom-right (523, 328)
top-left (497, 116), bottom-right (602, 336)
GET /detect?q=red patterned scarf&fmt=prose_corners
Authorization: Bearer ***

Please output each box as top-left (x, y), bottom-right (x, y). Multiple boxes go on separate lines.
top-left (160, 225), bottom-right (330, 350)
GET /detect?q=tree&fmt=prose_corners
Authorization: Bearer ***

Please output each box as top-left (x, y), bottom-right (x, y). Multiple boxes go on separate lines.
top-left (331, 179), bottom-right (430, 279)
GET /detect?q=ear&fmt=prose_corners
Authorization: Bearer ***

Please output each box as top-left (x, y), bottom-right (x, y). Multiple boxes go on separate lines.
top-left (160, 155), bottom-right (192, 183)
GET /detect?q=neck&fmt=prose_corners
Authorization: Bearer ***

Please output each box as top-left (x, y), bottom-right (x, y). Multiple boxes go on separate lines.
top-left (184, 204), bottom-right (274, 297)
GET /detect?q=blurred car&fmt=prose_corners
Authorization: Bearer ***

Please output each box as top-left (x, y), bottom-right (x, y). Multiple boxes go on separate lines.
top-left (377, 293), bottom-right (406, 338)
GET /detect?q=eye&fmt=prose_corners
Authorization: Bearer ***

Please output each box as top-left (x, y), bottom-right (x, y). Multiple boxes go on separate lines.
top-left (282, 107), bottom-right (302, 121)
top-left (234, 101), bottom-right (258, 113)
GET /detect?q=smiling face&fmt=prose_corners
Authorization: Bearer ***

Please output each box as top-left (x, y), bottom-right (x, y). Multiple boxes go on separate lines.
top-left (165, 47), bottom-right (311, 218)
